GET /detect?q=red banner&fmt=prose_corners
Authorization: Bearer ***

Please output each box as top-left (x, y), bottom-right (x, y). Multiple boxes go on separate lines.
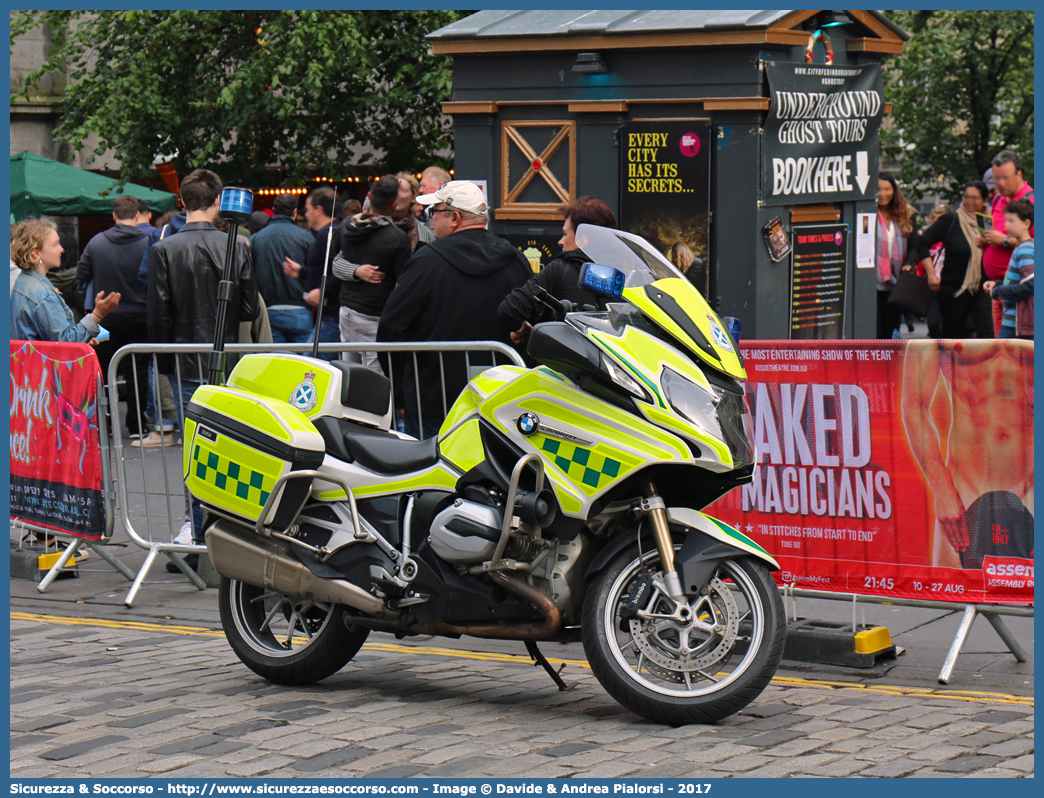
top-left (707, 339), bottom-right (1033, 605)
top-left (9, 341), bottom-right (106, 539)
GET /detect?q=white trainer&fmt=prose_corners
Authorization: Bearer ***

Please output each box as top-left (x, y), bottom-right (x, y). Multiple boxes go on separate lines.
top-left (173, 522), bottom-right (193, 545)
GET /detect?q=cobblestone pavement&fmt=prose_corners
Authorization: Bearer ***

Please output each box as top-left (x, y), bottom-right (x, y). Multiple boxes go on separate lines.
top-left (10, 613), bottom-right (1033, 779)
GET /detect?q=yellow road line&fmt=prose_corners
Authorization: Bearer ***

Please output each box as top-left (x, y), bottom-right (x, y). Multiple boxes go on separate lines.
top-left (11, 612), bottom-right (1033, 707)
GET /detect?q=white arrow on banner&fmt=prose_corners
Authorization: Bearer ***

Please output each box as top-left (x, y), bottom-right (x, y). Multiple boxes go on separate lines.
top-left (855, 151), bottom-right (870, 193)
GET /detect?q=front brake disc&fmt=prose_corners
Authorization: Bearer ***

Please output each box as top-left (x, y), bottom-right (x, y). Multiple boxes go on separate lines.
top-left (628, 575), bottom-right (740, 674)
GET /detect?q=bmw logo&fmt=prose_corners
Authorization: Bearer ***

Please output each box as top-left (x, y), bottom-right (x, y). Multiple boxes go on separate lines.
top-left (516, 412), bottom-right (539, 436)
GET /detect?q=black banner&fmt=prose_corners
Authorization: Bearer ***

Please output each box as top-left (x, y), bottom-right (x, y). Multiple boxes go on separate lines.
top-left (762, 62), bottom-right (884, 206)
top-left (619, 120), bottom-right (711, 298)
top-left (790, 223), bottom-right (846, 339)
top-left (10, 476), bottom-right (105, 539)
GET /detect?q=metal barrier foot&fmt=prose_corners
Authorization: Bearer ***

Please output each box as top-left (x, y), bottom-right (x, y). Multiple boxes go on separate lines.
top-left (87, 542), bottom-right (136, 581)
top-left (163, 549), bottom-right (208, 591)
top-left (123, 546), bottom-right (206, 606)
top-left (938, 604), bottom-right (977, 684)
top-left (124, 548), bottom-right (160, 607)
top-left (36, 540), bottom-right (81, 593)
top-left (984, 611), bottom-right (1028, 663)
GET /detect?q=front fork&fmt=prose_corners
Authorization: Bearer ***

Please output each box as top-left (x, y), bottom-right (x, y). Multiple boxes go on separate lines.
top-left (643, 482), bottom-right (686, 602)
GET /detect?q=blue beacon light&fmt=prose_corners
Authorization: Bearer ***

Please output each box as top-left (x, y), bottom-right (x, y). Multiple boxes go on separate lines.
top-left (219, 187), bottom-right (253, 224)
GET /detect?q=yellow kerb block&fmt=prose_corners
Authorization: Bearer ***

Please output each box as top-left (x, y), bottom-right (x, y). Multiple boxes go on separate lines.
top-left (37, 551), bottom-right (75, 570)
top-left (854, 625), bottom-right (893, 654)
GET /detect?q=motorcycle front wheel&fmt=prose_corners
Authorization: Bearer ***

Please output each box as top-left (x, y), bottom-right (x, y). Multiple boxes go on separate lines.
top-left (582, 546), bottom-right (785, 726)
top-left (218, 577), bottom-right (370, 685)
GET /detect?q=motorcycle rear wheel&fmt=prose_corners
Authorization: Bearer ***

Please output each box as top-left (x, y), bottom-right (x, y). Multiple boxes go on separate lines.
top-left (582, 546), bottom-right (785, 726)
top-left (218, 577), bottom-right (369, 685)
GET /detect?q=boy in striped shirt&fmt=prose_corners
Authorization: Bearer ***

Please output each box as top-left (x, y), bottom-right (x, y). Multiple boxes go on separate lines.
top-left (984, 198), bottom-right (1033, 339)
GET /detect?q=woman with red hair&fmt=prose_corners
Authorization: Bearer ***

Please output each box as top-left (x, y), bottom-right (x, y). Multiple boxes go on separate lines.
top-left (498, 196), bottom-right (617, 344)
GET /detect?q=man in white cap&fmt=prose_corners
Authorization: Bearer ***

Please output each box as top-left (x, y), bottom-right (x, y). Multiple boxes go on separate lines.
top-left (377, 180), bottom-right (530, 438)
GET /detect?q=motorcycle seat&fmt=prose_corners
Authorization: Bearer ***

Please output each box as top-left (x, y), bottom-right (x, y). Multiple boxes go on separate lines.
top-left (312, 416), bottom-right (440, 475)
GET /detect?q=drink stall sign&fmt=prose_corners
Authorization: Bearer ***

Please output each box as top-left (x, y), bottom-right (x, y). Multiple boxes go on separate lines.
top-left (790, 223), bottom-right (846, 339)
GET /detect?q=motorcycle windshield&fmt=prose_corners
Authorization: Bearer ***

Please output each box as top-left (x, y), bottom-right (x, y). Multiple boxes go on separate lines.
top-left (574, 223), bottom-right (684, 287)
top-left (574, 224), bottom-right (745, 379)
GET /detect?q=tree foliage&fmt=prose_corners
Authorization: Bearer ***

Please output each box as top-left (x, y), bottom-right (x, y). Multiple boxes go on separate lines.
top-left (10, 10), bottom-right (472, 184)
top-left (881, 10), bottom-right (1033, 203)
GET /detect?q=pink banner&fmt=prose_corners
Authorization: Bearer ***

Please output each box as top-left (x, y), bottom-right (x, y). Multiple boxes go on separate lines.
top-left (10, 341), bottom-right (105, 539)
top-left (706, 339), bottom-right (1033, 605)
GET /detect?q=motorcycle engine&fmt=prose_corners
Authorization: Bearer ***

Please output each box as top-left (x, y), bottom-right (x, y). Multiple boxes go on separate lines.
top-left (428, 499), bottom-right (503, 564)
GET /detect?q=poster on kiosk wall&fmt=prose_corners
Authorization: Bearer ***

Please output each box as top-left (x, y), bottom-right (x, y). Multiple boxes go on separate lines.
top-left (790, 223), bottom-right (846, 339)
top-left (705, 339), bottom-right (1034, 605)
top-left (619, 120), bottom-right (711, 299)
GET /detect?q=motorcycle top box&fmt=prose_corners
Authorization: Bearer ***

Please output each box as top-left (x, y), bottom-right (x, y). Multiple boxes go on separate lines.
top-left (184, 385), bottom-right (325, 532)
top-left (185, 356), bottom-right (395, 531)
top-left (226, 353), bottom-right (393, 429)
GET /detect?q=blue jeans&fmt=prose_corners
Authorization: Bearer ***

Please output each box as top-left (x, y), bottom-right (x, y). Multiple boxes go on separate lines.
top-left (172, 377), bottom-right (205, 542)
top-left (146, 360), bottom-right (176, 432)
top-left (998, 324), bottom-right (1017, 339)
top-left (316, 315), bottom-right (341, 362)
top-left (268, 307), bottom-right (315, 344)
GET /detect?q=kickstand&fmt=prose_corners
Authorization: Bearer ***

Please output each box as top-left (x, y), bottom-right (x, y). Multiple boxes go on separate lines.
top-left (524, 640), bottom-right (572, 691)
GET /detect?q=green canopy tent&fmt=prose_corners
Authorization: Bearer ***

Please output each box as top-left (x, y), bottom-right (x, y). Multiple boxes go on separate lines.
top-left (10, 151), bottom-right (179, 221)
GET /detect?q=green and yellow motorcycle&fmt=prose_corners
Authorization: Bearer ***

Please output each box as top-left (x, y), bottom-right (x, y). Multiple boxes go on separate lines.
top-left (185, 223), bottom-right (784, 725)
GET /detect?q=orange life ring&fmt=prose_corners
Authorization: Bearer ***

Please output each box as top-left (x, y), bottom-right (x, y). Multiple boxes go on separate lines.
top-left (805, 29), bottom-right (834, 65)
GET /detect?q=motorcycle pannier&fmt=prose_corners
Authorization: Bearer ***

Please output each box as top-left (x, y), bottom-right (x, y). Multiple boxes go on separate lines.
top-left (184, 385), bottom-right (326, 531)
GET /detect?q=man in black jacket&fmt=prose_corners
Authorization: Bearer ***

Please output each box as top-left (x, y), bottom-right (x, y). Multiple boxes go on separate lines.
top-left (147, 169), bottom-right (259, 386)
top-left (147, 168), bottom-right (259, 547)
top-left (76, 195), bottom-right (151, 437)
top-left (332, 175), bottom-right (412, 373)
top-left (378, 180), bottom-right (531, 438)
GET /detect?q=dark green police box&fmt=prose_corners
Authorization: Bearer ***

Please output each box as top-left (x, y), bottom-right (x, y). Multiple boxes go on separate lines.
top-left (428, 10), bottom-right (909, 340)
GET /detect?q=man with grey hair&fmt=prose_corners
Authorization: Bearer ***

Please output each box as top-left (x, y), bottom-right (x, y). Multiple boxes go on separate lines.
top-left (419, 166), bottom-right (450, 197)
top-left (377, 181), bottom-right (530, 438)
top-left (419, 166), bottom-right (451, 231)
top-left (976, 150), bottom-right (1034, 335)
top-left (392, 173), bottom-right (434, 251)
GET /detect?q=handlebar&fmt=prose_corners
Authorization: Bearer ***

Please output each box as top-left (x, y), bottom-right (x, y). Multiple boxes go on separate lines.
top-left (532, 285), bottom-right (576, 322)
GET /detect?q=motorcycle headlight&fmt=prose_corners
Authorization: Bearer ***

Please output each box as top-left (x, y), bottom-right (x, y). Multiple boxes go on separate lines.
top-left (660, 367), bottom-right (755, 467)
top-left (659, 366), bottom-right (721, 439)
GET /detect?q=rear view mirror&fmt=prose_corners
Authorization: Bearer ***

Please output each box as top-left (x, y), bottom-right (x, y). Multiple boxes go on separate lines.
top-left (579, 262), bottom-right (625, 299)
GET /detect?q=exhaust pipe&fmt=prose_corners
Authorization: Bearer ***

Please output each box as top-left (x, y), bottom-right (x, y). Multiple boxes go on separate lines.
top-left (205, 519), bottom-right (390, 618)
top-left (409, 571), bottom-right (562, 640)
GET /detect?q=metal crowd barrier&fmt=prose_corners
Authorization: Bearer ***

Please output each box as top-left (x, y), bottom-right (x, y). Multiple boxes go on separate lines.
top-left (105, 341), bottom-right (524, 607)
top-left (781, 585), bottom-right (1032, 684)
top-left (13, 374), bottom-right (138, 591)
